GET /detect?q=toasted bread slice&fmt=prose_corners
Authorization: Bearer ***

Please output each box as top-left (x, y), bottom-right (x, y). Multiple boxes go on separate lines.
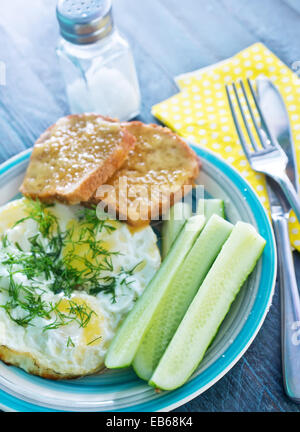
top-left (92, 122), bottom-right (200, 225)
top-left (20, 114), bottom-right (136, 204)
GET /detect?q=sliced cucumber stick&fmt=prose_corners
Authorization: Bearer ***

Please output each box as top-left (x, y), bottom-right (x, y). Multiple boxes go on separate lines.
top-left (162, 202), bottom-right (192, 259)
top-left (150, 222), bottom-right (266, 390)
top-left (205, 199), bottom-right (225, 219)
top-left (133, 214), bottom-right (233, 381)
top-left (105, 214), bottom-right (205, 369)
top-left (197, 199), bottom-right (225, 220)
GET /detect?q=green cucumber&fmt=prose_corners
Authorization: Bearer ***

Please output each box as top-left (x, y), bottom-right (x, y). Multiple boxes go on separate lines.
top-left (149, 221), bottom-right (266, 390)
top-left (161, 202), bottom-right (192, 259)
top-left (105, 214), bottom-right (205, 369)
top-left (197, 198), bottom-right (225, 220)
top-left (162, 199), bottom-right (224, 259)
top-left (133, 214), bottom-right (233, 381)
top-left (205, 199), bottom-right (225, 219)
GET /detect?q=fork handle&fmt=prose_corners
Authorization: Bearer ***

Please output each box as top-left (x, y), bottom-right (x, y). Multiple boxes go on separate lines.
top-left (276, 173), bottom-right (300, 223)
top-left (272, 213), bottom-right (300, 402)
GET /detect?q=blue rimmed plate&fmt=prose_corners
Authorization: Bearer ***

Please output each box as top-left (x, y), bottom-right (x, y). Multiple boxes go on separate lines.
top-left (0, 144), bottom-right (276, 412)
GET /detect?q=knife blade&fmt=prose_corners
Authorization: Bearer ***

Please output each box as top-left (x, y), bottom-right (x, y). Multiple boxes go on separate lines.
top-left (256, 76), bottom-right (299, 195)
top-left (255, 77), bottom-right (300, 403)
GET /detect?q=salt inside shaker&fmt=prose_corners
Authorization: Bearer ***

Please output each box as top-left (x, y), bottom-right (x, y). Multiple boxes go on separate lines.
top-left (56, 0), bottom-right (141, 120)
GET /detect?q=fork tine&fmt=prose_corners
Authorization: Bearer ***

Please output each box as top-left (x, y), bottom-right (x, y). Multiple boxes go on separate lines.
top-left (231, 82), bottom-right (260, 152)
top-left (238, 80), bottom-right (265, 149)
top-left (225, 84), bottom-right (251, 160)
top-left (241, 79), bottom-right (269, 148)
top-left (247, 78), bottom-right (275, 147)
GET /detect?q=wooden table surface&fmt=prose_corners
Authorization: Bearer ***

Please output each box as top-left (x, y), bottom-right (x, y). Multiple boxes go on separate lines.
top-left (0, 0), bottom-right (300, 412)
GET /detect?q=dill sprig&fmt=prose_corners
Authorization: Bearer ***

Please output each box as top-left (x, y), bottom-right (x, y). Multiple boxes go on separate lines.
top-left (88, 262), bottom-right (144, 303)
top-left (42, 299), bottom-right (97, 331)
top-left (0, 274), bottom-right (52, 327)
top-left (67, 336), bottom-right (75, 347)
top-left (77, 205), bottom-right (117, 236)
top-left (13, 199), bottom-right (58, 238)
top-left (0, 199), bottom-right (124, 330)
top-left (87, 335), bottom-right (102, 346)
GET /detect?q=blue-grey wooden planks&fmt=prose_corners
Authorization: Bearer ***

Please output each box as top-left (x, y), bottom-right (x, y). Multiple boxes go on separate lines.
top-left (157, 0), bottom-right (256, 62)
top-left (283, 0), bottom-right (300, 14)
top-left (0, 0), bottom-right (300, 412)
top-left (220, 0), bottom-right (300, 67)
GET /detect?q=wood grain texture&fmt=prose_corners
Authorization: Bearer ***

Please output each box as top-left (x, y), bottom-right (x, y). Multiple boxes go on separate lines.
top-left (283, 0), bottom-right (300, 15)
top-left (0, 0), bottom-right (299, 412)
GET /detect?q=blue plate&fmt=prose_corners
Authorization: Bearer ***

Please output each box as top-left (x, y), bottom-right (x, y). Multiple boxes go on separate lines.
top-left (0, 144), bottom-right (276, 412)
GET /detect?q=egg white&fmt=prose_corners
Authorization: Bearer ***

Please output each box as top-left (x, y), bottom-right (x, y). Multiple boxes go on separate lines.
top-left (0, 198), bottom-right (161, 378)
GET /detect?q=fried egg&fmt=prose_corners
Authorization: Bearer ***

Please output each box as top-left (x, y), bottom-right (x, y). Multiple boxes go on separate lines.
top-left (0, 198), bottom-right (161, 378)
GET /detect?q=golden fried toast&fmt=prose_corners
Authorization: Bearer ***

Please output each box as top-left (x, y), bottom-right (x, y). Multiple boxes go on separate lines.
top-left (92, 122), bottom-right (200, 225)
top-left (20, 114), bottom-right (136, 204)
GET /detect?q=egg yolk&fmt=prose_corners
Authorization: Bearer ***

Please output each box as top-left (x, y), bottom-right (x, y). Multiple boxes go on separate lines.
top-left (0, 198), bottom-right (28, 233)
top-left (62, 219), bottom-right (114, 273)
top-left (58, 297), bottom-right (103, 346)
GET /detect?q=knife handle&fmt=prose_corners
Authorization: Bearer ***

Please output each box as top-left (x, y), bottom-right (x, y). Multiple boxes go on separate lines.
top-left (277, 173), bottom-right (300, 224)
top-left (272, 214), bottom-right (300, 402)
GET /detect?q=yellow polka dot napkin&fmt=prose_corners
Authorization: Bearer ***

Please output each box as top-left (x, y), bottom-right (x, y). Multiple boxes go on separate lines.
top-left (152, 42), bottom-right (300, 251)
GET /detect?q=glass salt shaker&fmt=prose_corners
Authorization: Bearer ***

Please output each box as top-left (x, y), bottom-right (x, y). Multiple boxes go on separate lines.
top-left (56, 0), bottom-right (141, 121)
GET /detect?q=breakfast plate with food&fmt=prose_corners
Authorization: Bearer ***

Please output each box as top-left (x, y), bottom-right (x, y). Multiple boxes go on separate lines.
top-left (0, 114), bottom-right (276, 411)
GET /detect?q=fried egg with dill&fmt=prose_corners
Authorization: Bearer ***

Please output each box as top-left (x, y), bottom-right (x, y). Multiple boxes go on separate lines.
top-left (0, 198), bottom-right (161, 378)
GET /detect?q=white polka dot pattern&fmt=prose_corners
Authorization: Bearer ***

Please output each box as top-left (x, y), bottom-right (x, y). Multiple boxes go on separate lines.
top-left (152, 43), bottom-right (300, 251)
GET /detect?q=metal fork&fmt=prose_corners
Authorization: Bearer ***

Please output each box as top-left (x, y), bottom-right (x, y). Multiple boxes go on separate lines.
top-left (226, 78), bottom-right (300, 223)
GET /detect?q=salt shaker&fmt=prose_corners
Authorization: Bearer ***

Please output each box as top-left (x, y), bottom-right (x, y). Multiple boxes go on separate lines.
top-left (56, 0), bottom-right (141, 121)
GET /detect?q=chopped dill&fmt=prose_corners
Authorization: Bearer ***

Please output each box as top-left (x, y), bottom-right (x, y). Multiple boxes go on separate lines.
top-left (0, 199), bottom-right (128, 330)
top-left (67, 299), bottom-right (97, 328)
top-left (0, 278), bottom-right (52, 327)
top-left (89, 276), bottom-right (117, 301)
top-left (42, 299), bottom-right (96, 331)
top-left (67, 336), bottom-right (75, 348)
top-left (12, 199), bottom-right (58, 238)
top-left (14, 242), bottom-right (23, 251)
top-left (87, 335), bottom-right (102, 346)
top-left (77, 205), bottom-right (116, 236)
top-left (1, 234), bottom-right (8, 248)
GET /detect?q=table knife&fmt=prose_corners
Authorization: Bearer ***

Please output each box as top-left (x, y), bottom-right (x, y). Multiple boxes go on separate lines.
top-left (257, 77), bottom-right (299, 191)
top-left (257, 77), bottom-right (300, 402)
